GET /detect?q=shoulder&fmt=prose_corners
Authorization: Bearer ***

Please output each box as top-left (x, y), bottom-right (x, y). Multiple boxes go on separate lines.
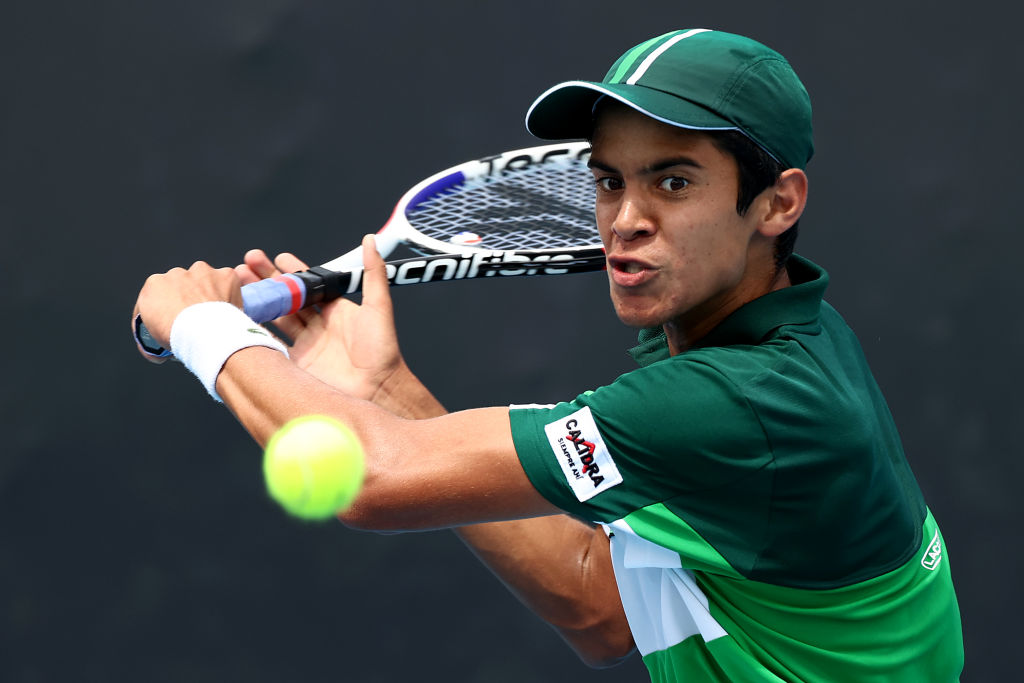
top-left (514, 355), bottom-right (776, 491)
top-left (621, 339), bottom-right (798, 404)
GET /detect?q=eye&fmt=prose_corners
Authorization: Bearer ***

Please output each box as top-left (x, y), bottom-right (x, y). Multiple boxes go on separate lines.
top-left (595, 176), bottom-right (623, 192)
top-left (658, 176), bottom-right (689, 192)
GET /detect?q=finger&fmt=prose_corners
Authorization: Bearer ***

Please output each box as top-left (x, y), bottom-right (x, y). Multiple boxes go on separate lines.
top-left (235, 263), bottom-right (260, 286)
top-left (234, 251), bottom-right (315, 335)
top-left (273, 252), bottom-right (310, 273)
top-left (242, 249), bottom-right (280, 280)
top-left (268, 253), bottom-right (322, 327)
top-left (214, 265), bottom-right (245, 309)
top-left (360, 234), bottom-right (393, 311)
top-left (188, 260), bottom-right (213, 273)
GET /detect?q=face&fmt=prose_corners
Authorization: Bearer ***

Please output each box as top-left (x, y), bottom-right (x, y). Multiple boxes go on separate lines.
top-left (589, 102), bottom-right (779, 348)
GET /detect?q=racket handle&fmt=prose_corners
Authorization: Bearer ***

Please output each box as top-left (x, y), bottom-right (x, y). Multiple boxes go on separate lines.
top-left (133, 267), bottom-right (354, 358)
top-left (239, 267), bottom-right (346, 322)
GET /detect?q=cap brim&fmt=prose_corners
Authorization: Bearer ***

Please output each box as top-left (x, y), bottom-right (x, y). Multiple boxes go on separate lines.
top-left (525, 80), bottom-right (738, 140)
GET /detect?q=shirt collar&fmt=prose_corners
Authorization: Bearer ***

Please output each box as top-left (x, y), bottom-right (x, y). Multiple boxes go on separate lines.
top-left (627, 255), bottom-right (829, 367)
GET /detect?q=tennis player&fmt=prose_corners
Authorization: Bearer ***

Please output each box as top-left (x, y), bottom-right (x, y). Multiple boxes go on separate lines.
top-left (133, 29), bottom-right (964, 681)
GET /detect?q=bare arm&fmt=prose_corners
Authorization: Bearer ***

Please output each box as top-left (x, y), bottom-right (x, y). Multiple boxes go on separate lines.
top-left (457, 518), bottom-right (634, 667)
top-left (237, 248), bottom-right (634, 664)
top-left (214, 348), bottom-right (554, 529)
top-left (133, 236), bottom-right (635, 664)
top-left (215, 345), bottom-right (634, 663)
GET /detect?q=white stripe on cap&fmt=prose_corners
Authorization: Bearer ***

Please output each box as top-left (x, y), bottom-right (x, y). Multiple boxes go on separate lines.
top-left (625, 28), bottom-right (711, 85)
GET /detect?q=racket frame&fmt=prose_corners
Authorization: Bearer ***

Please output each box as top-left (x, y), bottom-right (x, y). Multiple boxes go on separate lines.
top-left (135, 141), bottom-right (605, 357)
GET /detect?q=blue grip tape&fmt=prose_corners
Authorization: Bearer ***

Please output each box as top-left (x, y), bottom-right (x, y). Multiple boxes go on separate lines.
top-left (241, 275), bottom-right (306, 323)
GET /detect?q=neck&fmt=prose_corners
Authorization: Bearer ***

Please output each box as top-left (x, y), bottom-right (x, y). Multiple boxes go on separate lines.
top-left (664, 263), bottom-right (791, 355)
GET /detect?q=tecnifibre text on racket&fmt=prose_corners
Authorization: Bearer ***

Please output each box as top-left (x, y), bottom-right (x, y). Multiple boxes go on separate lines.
top-left (135, 141), bottom-right (605, 357)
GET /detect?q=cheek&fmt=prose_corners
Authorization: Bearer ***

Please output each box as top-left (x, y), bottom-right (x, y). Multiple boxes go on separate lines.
top-left (662, 215), bottom-right (749, 282)
top-left (595, 209), bottom-right (617, 248)
top-left (693, 208), bottom-right (751, 256)
top-left (594, 201), bottom-right (615, 227)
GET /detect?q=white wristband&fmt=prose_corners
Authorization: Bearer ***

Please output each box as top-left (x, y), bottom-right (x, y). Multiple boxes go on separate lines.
top-left (170, 301), bottom-right (289, 402)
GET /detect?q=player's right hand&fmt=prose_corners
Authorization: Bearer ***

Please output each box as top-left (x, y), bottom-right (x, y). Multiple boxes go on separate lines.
top-left (133, 261), bottom-right (243, 362)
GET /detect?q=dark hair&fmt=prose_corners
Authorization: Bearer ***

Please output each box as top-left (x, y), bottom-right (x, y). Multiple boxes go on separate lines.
top-left (708, 130), bottom-right (798, 270)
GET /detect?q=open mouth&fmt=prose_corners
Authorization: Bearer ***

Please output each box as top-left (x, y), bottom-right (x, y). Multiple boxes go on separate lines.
top-left (617, 262), bottom-right (644, 274)
top-left (608, 257), bottom-right (654, 286)
top-left (609, 257), bottom-right (652, 274)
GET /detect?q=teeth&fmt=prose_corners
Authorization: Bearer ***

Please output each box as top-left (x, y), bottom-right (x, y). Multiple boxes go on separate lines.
top-left (622, 263), bottom-right (642, 274)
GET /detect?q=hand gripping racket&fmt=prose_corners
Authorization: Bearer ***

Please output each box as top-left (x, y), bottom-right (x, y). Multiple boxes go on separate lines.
top-left (135, 141), bottom-right (604, 357)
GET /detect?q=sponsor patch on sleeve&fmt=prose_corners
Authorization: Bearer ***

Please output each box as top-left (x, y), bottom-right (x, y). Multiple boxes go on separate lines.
top-left (543, 406), bottom-right (623, 502)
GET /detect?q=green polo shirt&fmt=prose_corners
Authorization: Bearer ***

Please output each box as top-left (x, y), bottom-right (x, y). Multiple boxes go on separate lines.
top-left (509, 255), bottom-right (963, 682)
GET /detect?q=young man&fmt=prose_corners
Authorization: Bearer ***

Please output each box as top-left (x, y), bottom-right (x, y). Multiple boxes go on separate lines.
top-left (134, 29), bottom-right (964, 681)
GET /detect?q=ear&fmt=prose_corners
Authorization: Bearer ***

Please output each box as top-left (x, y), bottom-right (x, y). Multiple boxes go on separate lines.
top-left (757, 168), bottom-right (808, 238)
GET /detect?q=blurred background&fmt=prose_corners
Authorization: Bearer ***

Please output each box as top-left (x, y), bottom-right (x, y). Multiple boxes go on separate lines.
top-left (2, 1), bottom-right (1018, 681)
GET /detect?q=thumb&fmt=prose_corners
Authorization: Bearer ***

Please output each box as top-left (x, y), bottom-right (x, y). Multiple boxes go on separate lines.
top-left (360, 234), bottom-right (393, 308)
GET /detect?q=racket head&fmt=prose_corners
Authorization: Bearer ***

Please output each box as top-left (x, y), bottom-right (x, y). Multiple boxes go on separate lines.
top-left (321, 142), bottom-right (600, 271)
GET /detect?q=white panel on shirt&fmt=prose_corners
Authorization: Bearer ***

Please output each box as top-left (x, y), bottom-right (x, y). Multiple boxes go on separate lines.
top-left (604, 520), bottom-right (728, 656)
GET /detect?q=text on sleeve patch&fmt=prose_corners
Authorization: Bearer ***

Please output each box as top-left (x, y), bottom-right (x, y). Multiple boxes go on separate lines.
top-left (543, 406), bottom-right (623, 502)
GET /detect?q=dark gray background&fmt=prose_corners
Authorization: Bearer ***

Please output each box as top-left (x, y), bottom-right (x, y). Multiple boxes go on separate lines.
top-left (2, 1), bottom-right (1017, 681)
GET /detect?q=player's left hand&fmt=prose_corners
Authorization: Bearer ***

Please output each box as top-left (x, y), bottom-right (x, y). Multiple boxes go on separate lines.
top-left (132, 261), bottom-right (243, 361)
top-left (235, 236), bottom-right (405, 402)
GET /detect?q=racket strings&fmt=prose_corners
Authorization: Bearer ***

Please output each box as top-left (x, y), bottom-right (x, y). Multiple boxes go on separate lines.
top-left (407, 161), bottom-right (598, 251)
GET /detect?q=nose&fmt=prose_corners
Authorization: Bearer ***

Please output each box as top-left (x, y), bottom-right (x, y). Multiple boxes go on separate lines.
top-left (610, 194), bottom-right (655, 242)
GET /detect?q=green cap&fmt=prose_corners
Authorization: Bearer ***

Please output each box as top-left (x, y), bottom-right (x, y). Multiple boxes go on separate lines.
top-left (526, 29), bottom-right (814, 169)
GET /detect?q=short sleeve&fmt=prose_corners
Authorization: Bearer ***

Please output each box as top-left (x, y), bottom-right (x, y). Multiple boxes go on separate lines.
top-left (509, 356), bottom-right (773, 523)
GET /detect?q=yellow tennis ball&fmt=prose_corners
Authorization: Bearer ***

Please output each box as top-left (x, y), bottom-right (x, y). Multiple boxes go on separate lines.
top-left (262, 415), bottom-right (365, 521)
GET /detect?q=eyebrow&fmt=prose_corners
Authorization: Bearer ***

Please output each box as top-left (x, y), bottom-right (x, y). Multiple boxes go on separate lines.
top-left (587, 155), bottom-right (705, 175)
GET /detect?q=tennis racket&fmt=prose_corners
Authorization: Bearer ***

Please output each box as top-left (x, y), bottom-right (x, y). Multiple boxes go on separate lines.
top-left (135, 141), bottom-right (604, 357)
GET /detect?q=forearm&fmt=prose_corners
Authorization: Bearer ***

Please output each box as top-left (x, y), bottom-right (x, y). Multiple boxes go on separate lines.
top-left (369, 361), bottom-right (447, 420)
top-left (216, 347), bottom-right (371, 446)
top-left (214, 346), bottom-right (558, 529)
top-left (215, 348), bottom-right (437, 444)
top-left (215, 347), bottom-right (632, 664)
top-left (456, 516), bottom-right (635, 667)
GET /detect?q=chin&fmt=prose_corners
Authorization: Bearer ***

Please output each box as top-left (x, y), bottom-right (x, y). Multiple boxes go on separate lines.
top-left (608, 281), bottom-right (675, 329)
top-left (612, 302), bottom-right (664, 330)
